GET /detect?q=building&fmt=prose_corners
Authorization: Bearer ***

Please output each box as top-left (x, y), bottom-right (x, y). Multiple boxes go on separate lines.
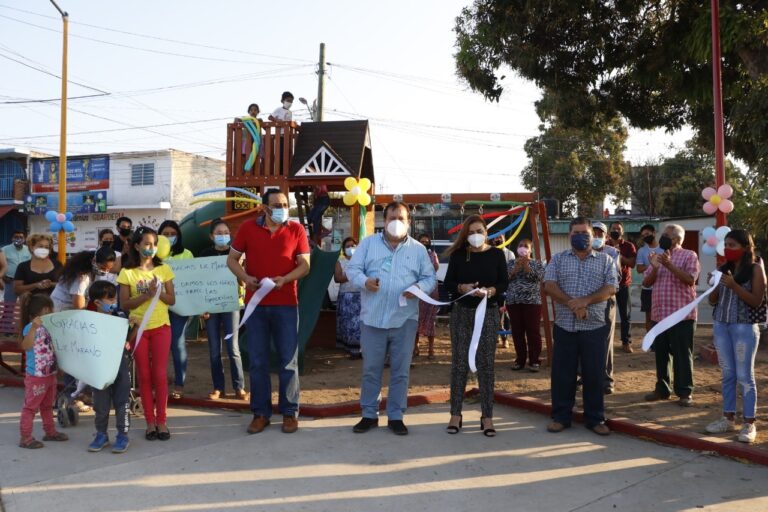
top-left (23, 149), bottom-right (223, 252)
top-left (0, 148), bottom-right (50, 241)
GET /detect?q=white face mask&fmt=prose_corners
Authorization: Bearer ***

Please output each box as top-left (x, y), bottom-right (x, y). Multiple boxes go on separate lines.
top-left (592, 238), bottom-right (605, 250)
top-left (467, 233), bottom-right (485, 248)
top-left (282, 100), bottom-right (292, 109)
top-left (344, 247), bottom-right (355, 258)
top-left (386, 220), bottom-right (408, 239)
top-left (33, 248), bottom-right (50, 259)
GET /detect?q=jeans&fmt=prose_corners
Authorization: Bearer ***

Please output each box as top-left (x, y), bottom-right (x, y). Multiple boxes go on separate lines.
top-left (246, 305), bottom-right (299, 418)
top-left (359, 320), bottom-right (418, 421)
top-left (652, 319), bottom-right (695, 398)
top-left (307, 195), bottom-right (330, 236)
top-left (713, 321), bottom-right (759, 418)
top-left (551, 324), bottom-right (609, 428)
top-left (616, 285), bottom-right (631, 345)
top-left (169, 311), bottom-right (190, 388)
top-left (93, 354), bottom-right (131, 435)
top-left (4, 281), bottom-right (16, 303)
top-left (206, 311), bottom-right (245, 392)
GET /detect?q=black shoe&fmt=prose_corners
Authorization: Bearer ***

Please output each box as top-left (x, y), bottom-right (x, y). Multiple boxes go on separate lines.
top-left (353, 417), bottom-right (379, 433)
top-left (387, 419), bottom-right (408, 436)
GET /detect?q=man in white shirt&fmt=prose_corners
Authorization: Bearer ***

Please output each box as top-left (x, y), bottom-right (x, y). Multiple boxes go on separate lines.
top-left (269, 91), bottom-right (294, 123)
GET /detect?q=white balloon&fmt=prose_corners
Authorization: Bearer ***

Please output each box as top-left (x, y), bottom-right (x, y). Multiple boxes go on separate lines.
top-left (716, 240), bottom-right (726, 256)
top-left (715, 226), bottom-right (731, 240)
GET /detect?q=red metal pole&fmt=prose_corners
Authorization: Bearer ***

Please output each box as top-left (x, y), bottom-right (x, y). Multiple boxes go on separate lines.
top-left (711, 0), bottom-right (727, 228)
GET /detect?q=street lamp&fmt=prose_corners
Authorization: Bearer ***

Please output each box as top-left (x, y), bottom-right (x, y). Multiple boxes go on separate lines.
top-left (50, 0), bottom-right (68, 264)
top-left (298, 97), bottom-right (317, 121)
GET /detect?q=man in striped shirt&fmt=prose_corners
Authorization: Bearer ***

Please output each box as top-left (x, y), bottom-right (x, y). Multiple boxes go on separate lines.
top-left (345, 202), bottom-right (437, 436)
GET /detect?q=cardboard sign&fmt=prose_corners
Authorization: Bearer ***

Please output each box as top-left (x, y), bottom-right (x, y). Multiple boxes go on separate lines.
top-left (166, 256), bottom-right (240, 316)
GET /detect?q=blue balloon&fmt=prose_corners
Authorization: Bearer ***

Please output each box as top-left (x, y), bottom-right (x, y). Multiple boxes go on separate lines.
top-left (62, 221), bottom-right (75, 233)
top-left (65, 212), bottom-right (73, 221)
top-left (45, 210), bottom-right (57, 222)
top-left (701, 244), bottom-right (717, 256)
top-left (702, 227), bottom-right (716, 239)
top-left (49, 221), bottom-right (62, 232)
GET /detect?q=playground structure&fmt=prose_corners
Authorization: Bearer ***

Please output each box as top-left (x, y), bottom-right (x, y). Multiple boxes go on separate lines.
top-left (179, 118), bottom-right (555, 372)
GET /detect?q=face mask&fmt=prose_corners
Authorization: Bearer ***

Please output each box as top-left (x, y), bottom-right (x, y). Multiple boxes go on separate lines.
top-left (592, 238), bottom-right (605, 250)
top-left (141, 248), bottom-right (158, 258)
top-left (99, 302), bottom-right (118, 314)
top-left (101, 241), bottom-right (113, 249)
top-left (658, 235), bottom-right (672, 251)
top-left (165, 236), bottom-right (177, 246)
top-left (33, 248), bottom-right (49, 259)
top-left (421, 242), bottom-right (431, 250)
top-left (723, 248), bottom-right (744, 262)
top-left (119, 227), bottom-right (132, 237)
top-left (344, 247), bottom-right (355, 258)
top-left (12, 238), bottom-right (24, 247)
top-left (570, 233), bottom-right (591, 251)
top-left (517, 247), bottom-right (530, 257)
top-left (386, 220), bottom-right (408, 239)
top-left (467, 233), bottom-right (485, 248)
top-left (282, 101), bottom-right (292, 109)
top-left (269, 207), bottom-right (289, 224)
top-left (214, 235), bottom-right (230, 247)
top-left (643, 235), bottom-right (655, 244)
top-left (93, 264), bottom-right (108, 276)
top-left (609, 231), bottom-right (621, 240)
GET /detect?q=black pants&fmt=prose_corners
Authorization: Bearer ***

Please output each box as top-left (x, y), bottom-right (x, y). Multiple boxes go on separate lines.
top-left (616, 285), bottom-right (631, 345)
top-left (93, 354), bottom-right (131, 435)
top-left (652, 320), bottom-right (695, 398)
top-left (551, 324), bottom-right (609, 427)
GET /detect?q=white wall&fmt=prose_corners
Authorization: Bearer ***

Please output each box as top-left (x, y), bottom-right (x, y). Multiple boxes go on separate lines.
top-left (109, 152), bottom-right (173, 209)
top-left (169, 151), bottom-right (224, 221)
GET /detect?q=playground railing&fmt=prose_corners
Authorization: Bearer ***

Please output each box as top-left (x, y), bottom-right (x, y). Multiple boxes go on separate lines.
top-left (225, 120), bottom-right (299, 188)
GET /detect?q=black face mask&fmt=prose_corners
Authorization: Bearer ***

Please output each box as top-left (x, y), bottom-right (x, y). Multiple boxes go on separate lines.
top-left (118, 227), bottom-right (132, 237)
top-left (643, 235), bottom-right (655, 244)
top-left (609, 231), bottom-right (621, 240)
top-left (658, 235), bottom-right (673, 251)
top-left (101, 241), bottom-right (113, 249)
top-left (422, 243), bottom-right (431, 250)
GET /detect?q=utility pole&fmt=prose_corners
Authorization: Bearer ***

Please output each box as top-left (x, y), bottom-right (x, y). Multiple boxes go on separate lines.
top-left (710, 0), bottom-right (726, 229)
top-left (50, 0), bottom-right (68, 264)
top-left (316, 42), bottom-right (326, 122)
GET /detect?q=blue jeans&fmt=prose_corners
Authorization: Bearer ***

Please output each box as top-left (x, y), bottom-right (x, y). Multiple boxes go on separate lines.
top-left (551, 324), bottom-right (609, 428)
top-left (169, 311), bottom-right (190, 388)
top-left (308, 195), bottom-right (330, 236)
top-left (713, 321), bottom-right (759, 418)
top-left (246, 305), bottom-right (299, 418)
top-left (359, 320), bottom-right (418, 421)
top-left (4, 281), bottom-right (16, 303)
top-left (206, 311), bottom-right (245, 392)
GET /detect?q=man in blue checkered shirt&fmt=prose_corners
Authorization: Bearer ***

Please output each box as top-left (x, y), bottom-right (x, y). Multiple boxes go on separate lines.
top-left (544, 216), bottom-right (618, 436)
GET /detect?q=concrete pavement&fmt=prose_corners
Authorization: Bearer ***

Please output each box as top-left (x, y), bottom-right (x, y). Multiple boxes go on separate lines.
top-left (1, 387), bottom-right (767, 512)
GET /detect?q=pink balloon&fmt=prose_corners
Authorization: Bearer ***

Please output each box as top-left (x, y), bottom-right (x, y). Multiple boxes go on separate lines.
top-left (706, 235), bottom-right (717, 246)
top-left (717, 184), bottom-right (733, 199)
top-left (55, 213), bottom-right (66, 223)
top-left (719, 199), bottom-right (734, 213)
top-left (703, 202), bottom-right (718, 215)
top-left (701, 187), bottom-right (716, 200)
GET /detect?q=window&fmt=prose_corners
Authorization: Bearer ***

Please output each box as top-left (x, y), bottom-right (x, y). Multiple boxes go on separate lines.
top-left (131, 163), bottom-right (154, 186)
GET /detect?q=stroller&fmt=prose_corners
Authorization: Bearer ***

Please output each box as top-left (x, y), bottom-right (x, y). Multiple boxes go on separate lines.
top-left (55, 378), bottom-right (81, 428)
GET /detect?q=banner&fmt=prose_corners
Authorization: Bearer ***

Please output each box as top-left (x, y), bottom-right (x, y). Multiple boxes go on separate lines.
top-left (31, 156), bottom-right (110, 193)
top-left (43, 310), bottom-right (129, 390)
top-left (225, 277), bottom-right (275, 339)
top-left (25, 191), bottom-right (108, 215)
top-left (166, 256), bottom-right (240, 316)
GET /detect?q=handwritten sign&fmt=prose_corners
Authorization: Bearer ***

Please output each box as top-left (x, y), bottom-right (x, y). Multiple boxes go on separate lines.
top-left (43, 310), bottom-right (129, 390)
top-left (166, 256), bottom-right (240, 316)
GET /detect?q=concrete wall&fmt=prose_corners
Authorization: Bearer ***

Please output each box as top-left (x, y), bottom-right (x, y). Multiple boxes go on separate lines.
top-left (169, 150), bottom-right (224, 221)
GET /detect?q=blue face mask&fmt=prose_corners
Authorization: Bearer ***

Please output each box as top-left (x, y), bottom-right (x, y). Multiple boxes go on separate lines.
top-left (166, 236), bottom-right (177, 246)
top-left (100, 302), bottom-right (118, 314)
top-left (141, 248), bottom-right (158, 258)
top-left (591, 238), bottom-right (605, 250)
top-left (269, 207), bottom-right (289, 224)
top-left (571, 233), bottom-right (591, 251)
top-left (214, 234), bottom-right (230, 247)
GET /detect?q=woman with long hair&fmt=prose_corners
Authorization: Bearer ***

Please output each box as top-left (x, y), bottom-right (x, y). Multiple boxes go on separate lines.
top-left (13, 234), bottom-right (62, 297)
top-left (50, 250), bottom-right (95, 312)
top-left (334, 237), bottom-right (362, 359)
top-left (443, 214), bottom-right (508, 437)
top-left (706, 229), bottom-right (765, 444)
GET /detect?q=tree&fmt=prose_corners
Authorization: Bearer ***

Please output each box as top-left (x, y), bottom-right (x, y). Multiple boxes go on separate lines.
top-left (454, 1), bottom-right (768, 171)
top-left (521, 96), bottom-right (630, 216)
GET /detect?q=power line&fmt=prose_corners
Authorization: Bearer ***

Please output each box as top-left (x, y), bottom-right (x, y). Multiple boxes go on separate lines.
top-left (0, 51), bottom-right (108, 93)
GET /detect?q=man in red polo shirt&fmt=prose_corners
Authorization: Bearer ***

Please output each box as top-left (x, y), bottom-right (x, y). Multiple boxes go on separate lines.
top-left (227, 190), bottom-right (310, 435)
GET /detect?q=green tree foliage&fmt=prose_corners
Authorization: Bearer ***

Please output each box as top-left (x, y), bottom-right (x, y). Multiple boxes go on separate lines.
top-left (455, 1), bottom-right (768, 170)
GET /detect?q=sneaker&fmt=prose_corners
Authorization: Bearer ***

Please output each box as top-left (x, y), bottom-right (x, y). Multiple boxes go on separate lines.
top-left (88, 432), bottom-right (110, 452)
top-left (112, 434), bottom-right (130, 453)
top-left (387, 419), bottom-right (409, 436)
top-left (738, 423), bottom-right (757, 444)
top-left (705, 417), bottom-right (736, 434)
top-left (678, 396), bottom-right (694, 407)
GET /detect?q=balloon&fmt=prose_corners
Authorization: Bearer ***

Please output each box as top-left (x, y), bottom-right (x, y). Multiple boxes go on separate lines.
top-left (706, 235), bottom-right (717, 247)
top-left (715, 226), bottom-right (731, 240)
top-left (717, 184), bottom-right (733, 198)
top-left (49, 221), bottom-right (62, 232)
top-left (702, 227), bottom-right (716, 239)
top-left (716, 240), bottom-right (726, 256)
top-left (350, 186), bottom-right (361, 196)
top-left (62, 221), bottom-right (75, 233)
top-left (156, 235), bottom-right (171, 260)
top-left (701, 187), bottom-right (716, 200)
top-left (56, 213), bottom-right (66, 223)
top-left (719, 199), bottom-right (734, 213)
top-left (703, 202), bottom-right (718, 215)
top-left (358, 192), bottom-right (371, 206)
top-left (45, 210), bottom-right (57, 222)
top-left (65, 212), bottom-right (73, 221)
top-left (343, 192), bottom-right (357, 206)
top-left (344, 177), bottom-right (357, 191)
top-left (702, 244), bottom-right (717, 256)
top-left (358, 178), bottom-right (372, 191)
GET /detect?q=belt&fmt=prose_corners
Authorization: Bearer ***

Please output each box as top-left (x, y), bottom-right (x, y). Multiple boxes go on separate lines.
top-left (2, 276), bottom-right (13, 282)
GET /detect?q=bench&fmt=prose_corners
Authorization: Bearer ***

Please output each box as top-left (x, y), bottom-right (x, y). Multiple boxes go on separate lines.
top-left (0, 301), bottom-right (23, 376)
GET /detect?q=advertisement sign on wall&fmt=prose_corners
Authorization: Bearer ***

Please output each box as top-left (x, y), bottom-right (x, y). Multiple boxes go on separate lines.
top-left (31, 156), bottom-right (110, 193)
top-left (24, 191), bottom-right (108, 215)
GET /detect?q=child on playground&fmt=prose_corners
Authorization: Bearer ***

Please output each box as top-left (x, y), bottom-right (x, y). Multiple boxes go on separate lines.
top-left (87, 280), bottom-right (135, 454)
top-left (17, 293), bottom-right (69, 449)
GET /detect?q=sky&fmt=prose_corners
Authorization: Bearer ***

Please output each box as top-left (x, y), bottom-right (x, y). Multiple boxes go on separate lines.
top-left (0, 0), bottom-right (692, 197)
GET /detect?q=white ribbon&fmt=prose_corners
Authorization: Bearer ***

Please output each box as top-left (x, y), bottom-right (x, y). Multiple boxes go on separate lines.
top-left (225, 277), bottom-right (276, 340)
top-left (642, 271), bottom-right (721, 352)
top-left (132, 279), bottom-right (163, 355)
top-left (401, 285), bottom-right (489, 372)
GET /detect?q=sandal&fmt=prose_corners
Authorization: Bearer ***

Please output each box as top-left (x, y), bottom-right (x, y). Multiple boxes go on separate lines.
top-left (73, 400), bottom-right (92, 413)
top-left (43, 432), bottom-right (69, 442)
top-left (446, 415), bottom-right (463, 434)
top-left (235, 389), bottom-right (249, 400)
top-left (170, 390), bottom-right (183, 400)
top-left (208, 390), bottom-right (221, 400)
top-left (19, 438), bottom-right (44, 449)
top-left (480, 417), bottom-right (497, 437)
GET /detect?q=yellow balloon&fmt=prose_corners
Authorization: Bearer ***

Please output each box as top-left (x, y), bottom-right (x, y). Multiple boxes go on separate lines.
top-left (344, 177), bottom-right (358, 191)
top-left (343, 191), bottom-right (358, 206)
top-left (710, 194), bottom-right (722, 206)
top-left (358, 178), bottom-right (371, 192)
top-left (359, 192), bottom-right (371, 206)
top-left (156, 235), bottom-right (171, 260)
